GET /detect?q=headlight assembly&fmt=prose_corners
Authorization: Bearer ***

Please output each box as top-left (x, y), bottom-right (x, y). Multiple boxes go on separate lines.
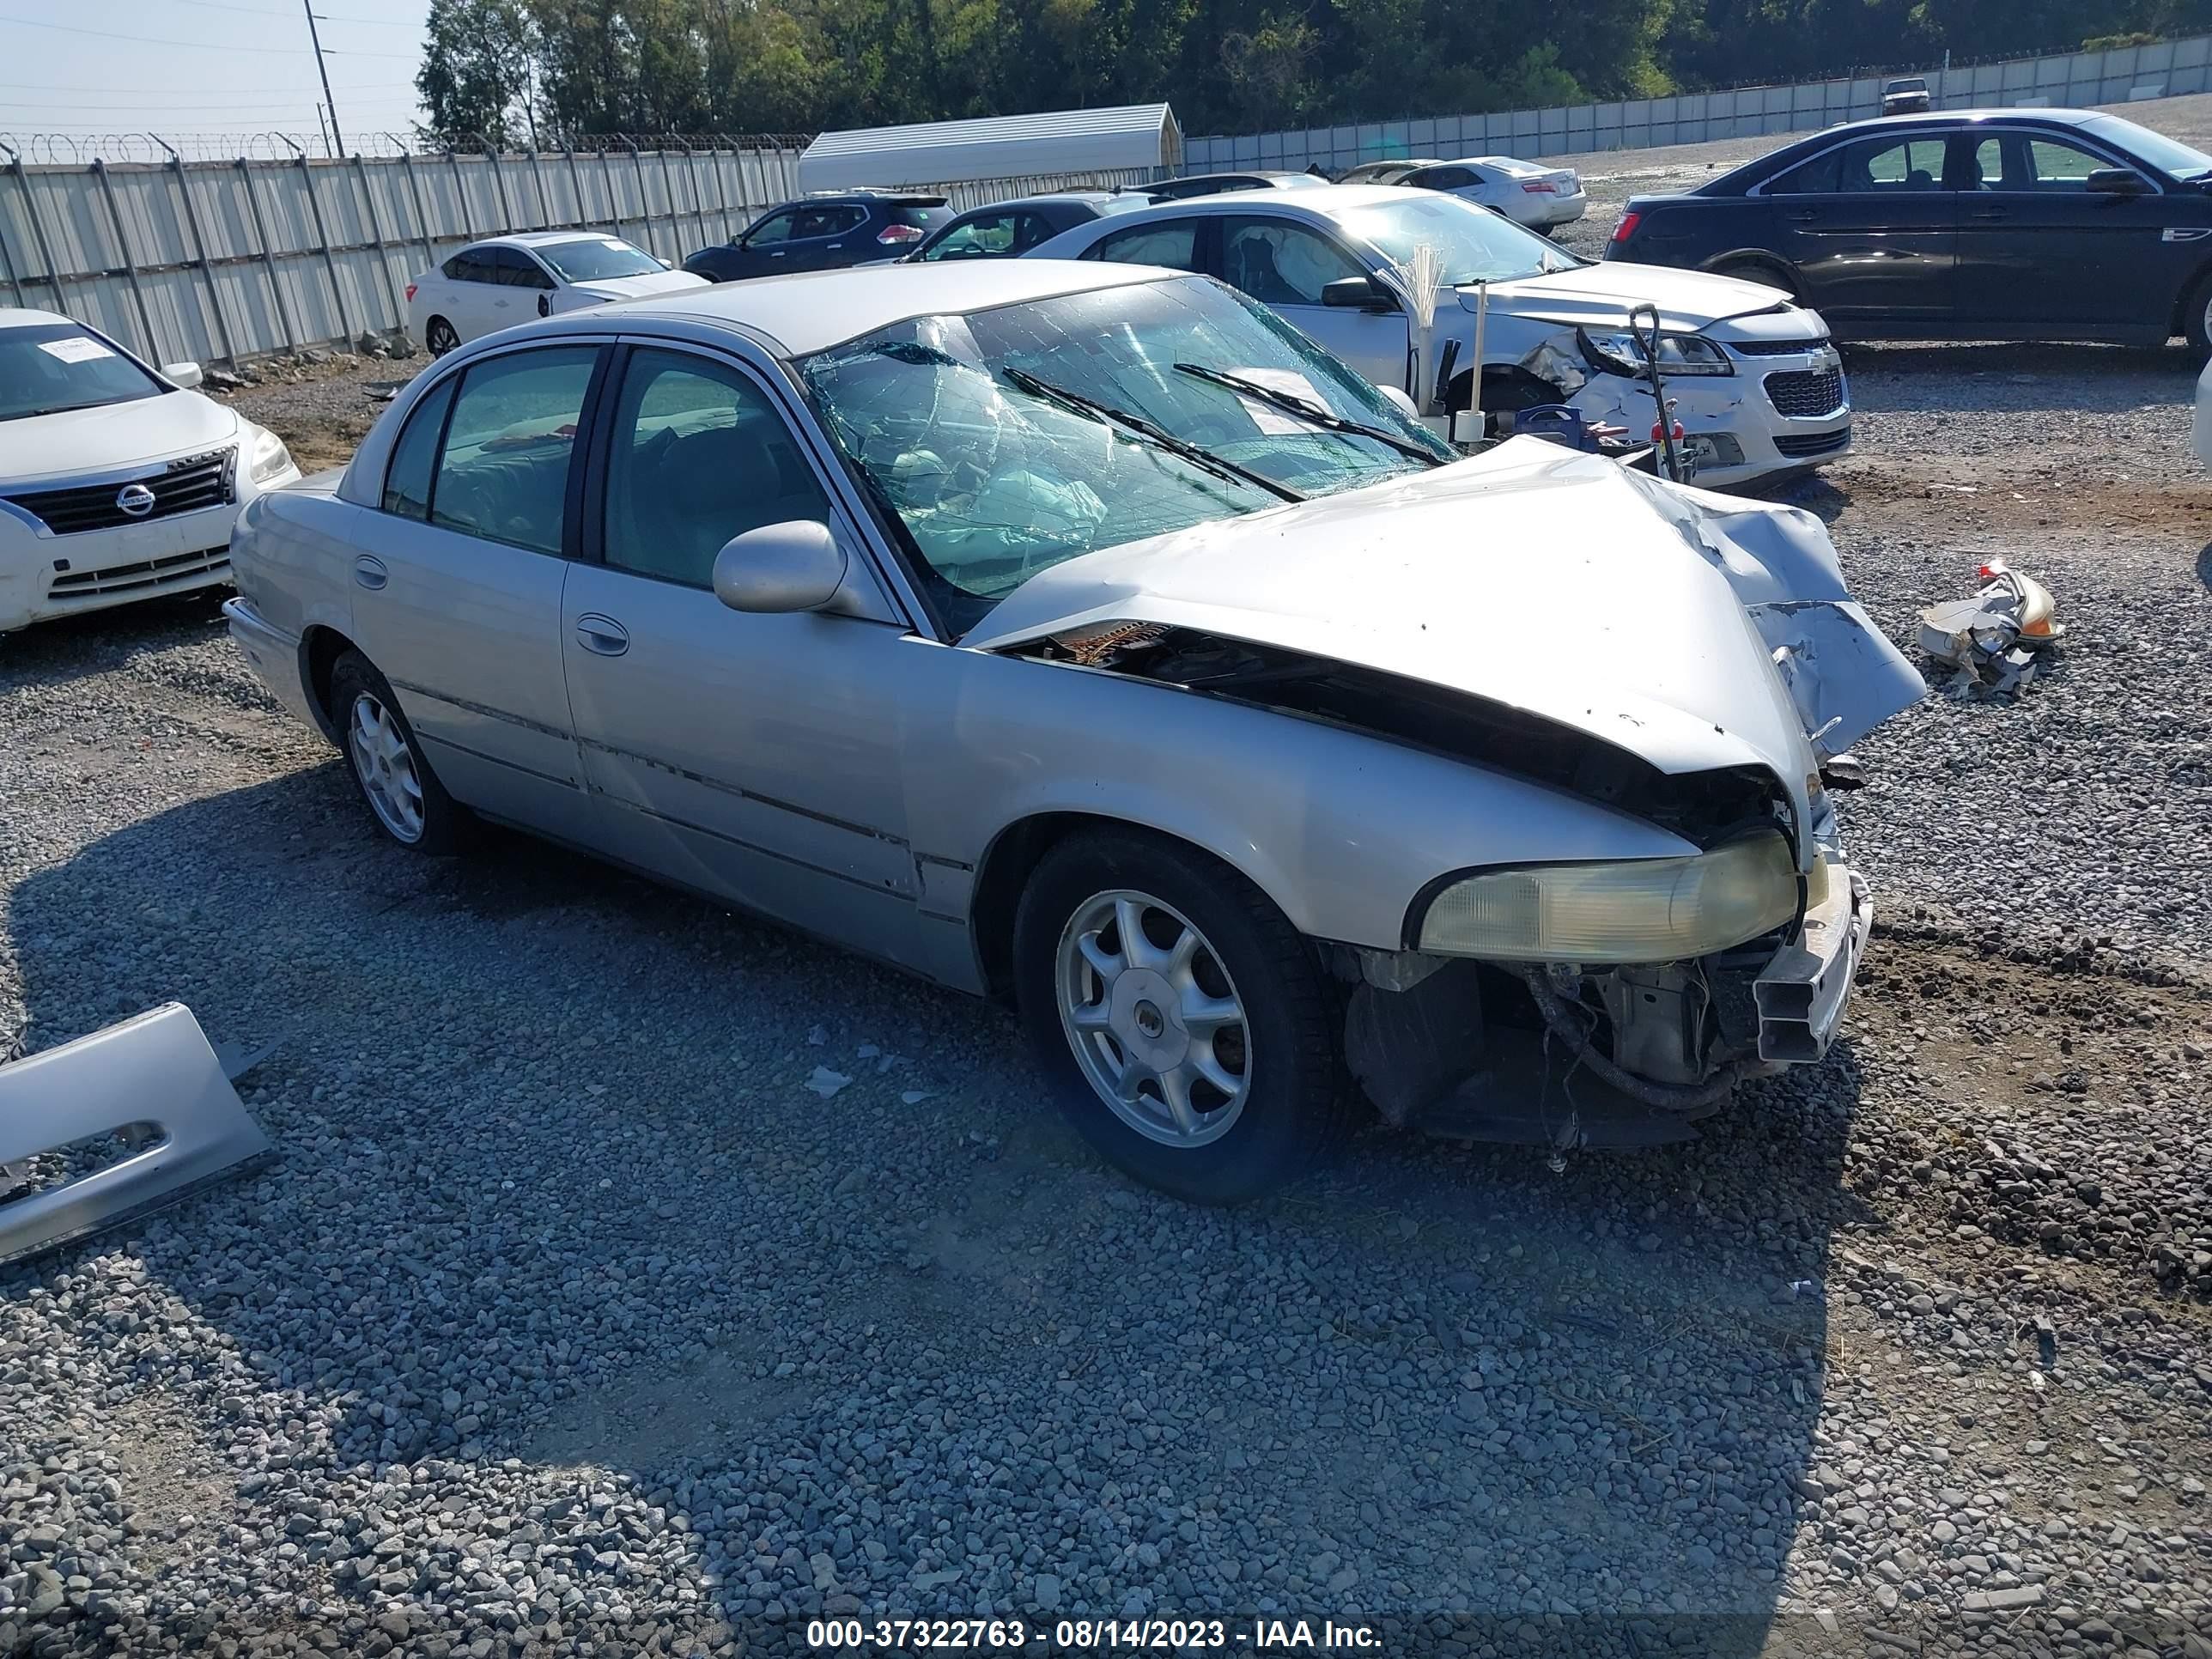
top-left (1416, 833), bottom-right (1799, 963)
top-left (1578, 327), bottom-right (1735, 377)
top-left (246, 425), bottom-right (295, 484)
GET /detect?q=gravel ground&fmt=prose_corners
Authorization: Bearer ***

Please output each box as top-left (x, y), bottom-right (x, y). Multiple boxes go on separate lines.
top-left (6, 111), bottom-right (2212, 1659)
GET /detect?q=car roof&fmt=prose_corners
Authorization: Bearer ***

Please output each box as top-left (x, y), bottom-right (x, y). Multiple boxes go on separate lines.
top-left (0, 307), bottom-right (79, 331)
top-left (1824, 106), bottom-right (2104, 133)
top-left (609, 258), bottom-right (1170, 356)
top-left (948, 191), bottom-right (1114, 214)
top-left (466, 231), bottom-right (641, 252)
top-left (1101, 182), bottom-right (1412, 218)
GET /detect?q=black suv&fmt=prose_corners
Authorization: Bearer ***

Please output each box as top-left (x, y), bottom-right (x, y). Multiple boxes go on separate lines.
top-left (682, 191), bottom-right (953, 282)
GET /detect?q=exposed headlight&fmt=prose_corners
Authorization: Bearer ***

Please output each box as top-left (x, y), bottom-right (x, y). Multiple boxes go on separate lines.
top-left (1416, 833), bottom-right (1799, 963)
top-left (1579, 328), bottom-right (1735, 377)
top-left (246, 425), bottom-right (295, 484)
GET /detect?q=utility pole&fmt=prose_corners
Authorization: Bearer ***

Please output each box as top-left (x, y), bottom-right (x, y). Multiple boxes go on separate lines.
top-left (302, 0), bottom-right (345, 156)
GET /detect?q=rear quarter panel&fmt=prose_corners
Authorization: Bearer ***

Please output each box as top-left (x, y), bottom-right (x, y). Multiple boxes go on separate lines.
top-left (228, 485), bottom-right (356, 659)
top-left (1615, 198), bottom-right (1778, 273)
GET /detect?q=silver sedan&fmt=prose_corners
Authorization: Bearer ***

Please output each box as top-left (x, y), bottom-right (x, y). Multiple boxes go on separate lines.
top-left (226, 261), bottom-right (1922, 1202)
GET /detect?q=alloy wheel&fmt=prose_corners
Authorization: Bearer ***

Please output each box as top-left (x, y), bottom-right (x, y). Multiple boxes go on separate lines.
top-left (426, 319), bottom-right (459, 356)
top-left (348, 691), bottom-right (426, 843)
top-left (1054, 888), bottom-right (1252, 1147)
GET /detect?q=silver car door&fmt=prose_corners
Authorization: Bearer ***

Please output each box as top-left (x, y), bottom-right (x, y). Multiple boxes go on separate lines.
top-left (559, 342), bottom-right (931, 970)
top-left (1219, 213), bottom-right (1413, 394)
top-left (346, 341), bottom-right (602, 842)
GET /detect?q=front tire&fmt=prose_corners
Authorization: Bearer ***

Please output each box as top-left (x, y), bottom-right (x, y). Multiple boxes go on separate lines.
top-left (1012, 829), bottom-right (1352, 1203)
top-left (329, 649), bottom-right (469, 854)
top-left (2183, 270), bottom-right (2212, 355)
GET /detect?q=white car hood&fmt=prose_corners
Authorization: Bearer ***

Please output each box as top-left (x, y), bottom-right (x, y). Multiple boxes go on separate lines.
top-left (964, 439), bottom-right (1923, 848)
top-left (1, 392), bottom-right (240, 487)
top-left (1473, 260), bottom-right (1806, 337)
top-left (568, 270), bottom-right (711, 304)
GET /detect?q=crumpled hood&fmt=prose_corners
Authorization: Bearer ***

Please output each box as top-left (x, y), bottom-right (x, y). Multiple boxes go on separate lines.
top-left (0, 392), bottom-right (239, 487)
top-left (1469, 260), bottom-right (1805, 337)
top-left (965, 439), bottom-right (1923, 857)
top-left (564, 270), bottom-right (711, 305)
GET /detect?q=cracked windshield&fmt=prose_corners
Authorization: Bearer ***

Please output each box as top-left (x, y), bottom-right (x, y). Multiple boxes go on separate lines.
top-left (799, 276), bottom-right (1449, 625)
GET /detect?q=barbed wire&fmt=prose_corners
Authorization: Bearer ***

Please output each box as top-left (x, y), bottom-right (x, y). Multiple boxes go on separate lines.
top-left (0, 129), bottom-right (812, 165)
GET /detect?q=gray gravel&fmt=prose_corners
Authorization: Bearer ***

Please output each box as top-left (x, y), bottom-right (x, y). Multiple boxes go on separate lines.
top-left (7, 113), bottom-right (2212, 1659)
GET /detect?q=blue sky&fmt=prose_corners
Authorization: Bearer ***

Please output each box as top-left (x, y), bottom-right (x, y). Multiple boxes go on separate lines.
top-left (2, 0), bottom-right (432, 151)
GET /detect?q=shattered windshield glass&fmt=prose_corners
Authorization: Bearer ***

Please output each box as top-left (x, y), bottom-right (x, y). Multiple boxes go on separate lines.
top-left (796, 275), bottom-right (1451, 631)
top-left (1336, 193), bottom-right (1579, 283)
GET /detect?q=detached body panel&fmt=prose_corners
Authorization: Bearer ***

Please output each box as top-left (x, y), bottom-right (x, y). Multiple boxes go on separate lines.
top-left (0, 1004), bottom-right (272, 1268)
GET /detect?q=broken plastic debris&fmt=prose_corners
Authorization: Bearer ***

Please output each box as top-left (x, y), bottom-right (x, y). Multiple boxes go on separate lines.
top-left (0, 1004), bottom-right (273, 1269)
top-left (806, 1024), bottom-right (827, 1046)
top-left (805, 1066), bottom-right (853, 1098)
top-left (1917, 561), bottom-right (2064, 700)
top-left (900, 1091), bottom-right (933, 1106)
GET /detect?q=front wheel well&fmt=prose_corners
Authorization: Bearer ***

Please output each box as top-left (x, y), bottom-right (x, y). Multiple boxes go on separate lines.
top-left (1441, 363), bottom-right (1568, 418)
top-left (969, 812), bottom-right (1301, 1002)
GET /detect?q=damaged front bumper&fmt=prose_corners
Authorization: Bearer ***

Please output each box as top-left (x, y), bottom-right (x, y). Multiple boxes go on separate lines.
top-left (1343, 848), bottom-right (1872, 1149)
top-left (1753, 848), bottom-right (1868, 1064)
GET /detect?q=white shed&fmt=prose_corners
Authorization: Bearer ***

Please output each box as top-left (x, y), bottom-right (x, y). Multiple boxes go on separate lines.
top-left (798, 103), bottom-right (1182, 195)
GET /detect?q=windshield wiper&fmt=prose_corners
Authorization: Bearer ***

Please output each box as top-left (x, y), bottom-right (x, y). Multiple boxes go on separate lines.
top-left (1000, 366), bottom-right (1304, 502)
top-left (1171, 362), bottom-right (1443, 465)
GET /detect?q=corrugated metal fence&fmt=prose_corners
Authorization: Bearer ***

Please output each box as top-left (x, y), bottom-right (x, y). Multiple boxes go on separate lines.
top-left (1185, 33), bottom-right (2212, 173)
top-left (0, 143), bottom-right (1164, 368)
top-left (0, 143), bottom-right (805, 368)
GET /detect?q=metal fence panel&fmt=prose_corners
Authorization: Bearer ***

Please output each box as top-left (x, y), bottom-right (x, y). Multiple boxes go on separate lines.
top-left (0, 141), bottom-right (814, 364)
top-left (1180, 33), bottom-right (2212, 178)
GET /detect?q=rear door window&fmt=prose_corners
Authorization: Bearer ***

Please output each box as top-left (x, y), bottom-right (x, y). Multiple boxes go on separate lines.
top-left (381, 374), bottom-right (459, 520)
top-left (428, 346), bottom-right (600, 556)
top-left (1091, 219), bottom-right (1205, 270)
top-left (443, 249), bottom-right (496, 283)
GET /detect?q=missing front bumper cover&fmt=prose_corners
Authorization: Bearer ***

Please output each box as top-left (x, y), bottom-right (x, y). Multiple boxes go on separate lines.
top-left (0, 1003), bottom-right (273, 1269)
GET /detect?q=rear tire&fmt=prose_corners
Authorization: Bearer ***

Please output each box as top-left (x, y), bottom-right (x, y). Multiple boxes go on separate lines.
top-left (1714, 258), bottom-right (1800, 301)
top-left (329, 649), bottom-right (470, 855)
top-left (1012, 829), bottom-right (1352, 1204)
top-left (424, 316), bottom-right (459, 356)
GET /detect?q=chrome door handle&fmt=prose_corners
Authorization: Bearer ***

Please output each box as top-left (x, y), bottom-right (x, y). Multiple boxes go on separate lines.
top-left (1968, 208), bottom-right (2008, 221)
top-left (353, 555), bottom-right (387, 591)
top-left (574, 614), bottom-right (629, 657)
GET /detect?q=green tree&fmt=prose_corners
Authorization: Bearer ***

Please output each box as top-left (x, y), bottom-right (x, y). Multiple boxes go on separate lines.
top-left (416, 0), bottom-right (541, 147)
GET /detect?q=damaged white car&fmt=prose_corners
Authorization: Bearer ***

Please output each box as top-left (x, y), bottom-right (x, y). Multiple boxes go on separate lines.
top-left (1029, 185), bottom-right (1851, 488)
top-left (224, 263), bottom-right (1920, 1203)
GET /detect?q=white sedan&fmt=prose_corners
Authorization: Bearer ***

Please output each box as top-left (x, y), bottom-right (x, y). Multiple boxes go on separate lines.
top-left (0, 308), bottom-right (297, 635)
top-left (1401, 155), bottom-right (1587, 230)
top-left (1029, 186), bottom-right (1849, 489)
top-left (405, 232), bottom-right (708, 356)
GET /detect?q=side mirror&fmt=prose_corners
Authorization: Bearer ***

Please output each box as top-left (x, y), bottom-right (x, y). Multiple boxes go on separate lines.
top-left (2085, 167), bottom-right (2150, 197)
top-left (1375, 384), bottom-right (1420, 420)
top-left (1322, 275), bottom-right (1397, 312)
top-left (712, 520), bottom-right (849, 614)
top-left (162, 362), bottom-right (204, 389)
